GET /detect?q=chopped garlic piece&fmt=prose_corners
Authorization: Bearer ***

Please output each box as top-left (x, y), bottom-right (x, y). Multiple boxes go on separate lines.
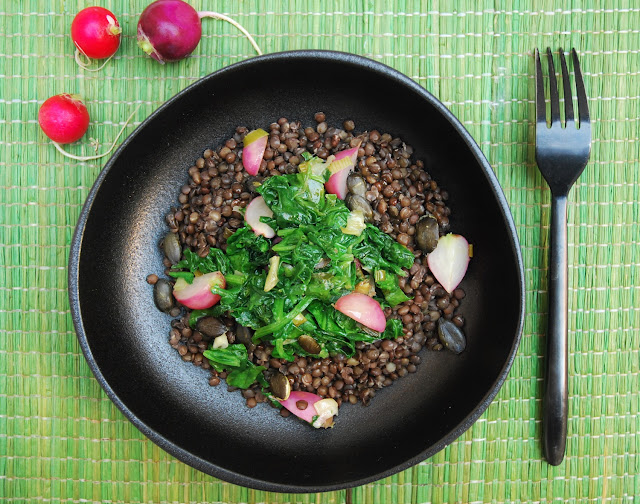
top-left (341, 210), bottom-right (366, 236)
top-left (264, 255), bottom-right (280, 292)
top-left (312, 398), bottom-right (339, 428)
top-left (292, 313), bottom-right (307, 327)
top-left (355, 278), bottom-right (376, 296)
top-left (212, 334), bottom-right (229, 349)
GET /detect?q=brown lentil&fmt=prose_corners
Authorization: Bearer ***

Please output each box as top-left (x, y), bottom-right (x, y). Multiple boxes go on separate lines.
top-left (160, 113), bottom-right (467, 412)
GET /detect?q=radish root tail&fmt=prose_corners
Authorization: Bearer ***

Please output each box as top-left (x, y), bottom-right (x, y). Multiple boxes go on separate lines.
top-left (198, 11), bottom-right (263, 55)
top-left (51, 105), bottom-right (141, 161)
top-left (74, 48), bottom-right (115, 72)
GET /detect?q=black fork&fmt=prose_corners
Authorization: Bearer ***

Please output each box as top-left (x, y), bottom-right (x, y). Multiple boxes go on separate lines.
top-left (535, 48), bottom-right (591, 465)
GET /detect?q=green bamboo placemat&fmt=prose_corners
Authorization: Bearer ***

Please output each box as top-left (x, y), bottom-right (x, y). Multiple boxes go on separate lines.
top-left (1, 0), bottom-right (639, 502)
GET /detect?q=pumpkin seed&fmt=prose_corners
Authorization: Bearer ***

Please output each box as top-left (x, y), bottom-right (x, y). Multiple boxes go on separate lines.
top-left (415, 215), bottom-right (439, 253)
top-left (437, 318), bottom-right (466, 354)
top-left (269, 373), bottom-right (291, 400)
top-left (298, 334), bottom-right (322, 355)
top-left (163, 232), bottom-right (182, 264)
top-left (153, 278), bottom-right (174, 313)
top-left (195, 317), bottom-right (227, 338)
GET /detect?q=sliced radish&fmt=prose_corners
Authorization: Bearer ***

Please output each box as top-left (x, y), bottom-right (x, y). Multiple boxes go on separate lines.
top-left (245, 196), bottom-right (275, 238)
top-left (279, 391), bottom-right (321, 424)
top-left (334, 292), bottom-right (386, 333)
top-left (324, 144), bottom-right (360, 199)
top-left (333, 144), bottom-right (360, 163)
top-left (426, 233), bottom-right (471, 294)
top-left (242, 128), bottom-right (268, 176)
top-left (324, 161), bottom-right (352, 200)
top-left (173, 271), bottom-right (226, 310)
top-left (279, 392), bottom-right (338, 428)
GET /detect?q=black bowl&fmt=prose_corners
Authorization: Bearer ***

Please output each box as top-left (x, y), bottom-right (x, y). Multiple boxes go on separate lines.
top-left (69, 50), bottom-right (524, 492)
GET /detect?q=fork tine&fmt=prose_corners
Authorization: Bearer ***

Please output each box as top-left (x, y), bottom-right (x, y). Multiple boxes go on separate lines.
top-left (558, 48), bottom-right (574, 124)
top-left (535, 48), bottom-right (547, 125)
top-left (571, 49), bottom-right (590, 126)
top-left (546, 48), bottom-right (561, 124)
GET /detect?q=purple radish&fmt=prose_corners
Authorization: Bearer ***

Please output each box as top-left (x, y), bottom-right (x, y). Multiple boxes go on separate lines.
top-left (324, 144), bottom-right (360, 199)
top-left (334, 292), bottom-right (386, 332)
top-left (279, 392), bottom-right (338, 428)
top-left (244, 196), bottom-right (275, 238)
top-left (426, 233), bottom-right (471, 294)
top-left (242, 129), bottom-right (269, 176)
top-left (137, 0), bottom-right (262, 64)
top-left (137, 0), bottom-right (200, 63)
top-left (173, 271), bottom-right (226, 309)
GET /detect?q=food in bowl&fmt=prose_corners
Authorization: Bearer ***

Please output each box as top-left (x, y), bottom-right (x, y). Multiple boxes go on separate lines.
top-left (150, 113), bottom-right (471, 428)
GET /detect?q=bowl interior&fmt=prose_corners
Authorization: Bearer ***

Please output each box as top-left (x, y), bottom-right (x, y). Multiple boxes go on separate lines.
top-left (70, 51), bottom-right (523, 492)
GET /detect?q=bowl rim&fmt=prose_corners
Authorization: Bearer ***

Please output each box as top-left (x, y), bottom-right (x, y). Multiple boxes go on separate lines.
top-left (68, 49), bottom-right (525, 492)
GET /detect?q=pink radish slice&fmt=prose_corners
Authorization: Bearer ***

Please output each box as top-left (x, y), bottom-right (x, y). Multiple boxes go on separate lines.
top-left (426, 233), bottom-right (470, 294)
top-left (173, 271), bottom-right (226, 310)
top-left (242, 129), bottom-right (268, 175)
top-left (278, 391), bottom-right (322, 424)
top-left (324, 160), bottom-right (353, 200)
top-left (245, 196), bottom-right (275, 238)
top-left (333, 144), bottom-right (360, 163)
top-left (324, 144), bottom-right (360, 199)
top-left (335, 292), bottom-right (386, 333)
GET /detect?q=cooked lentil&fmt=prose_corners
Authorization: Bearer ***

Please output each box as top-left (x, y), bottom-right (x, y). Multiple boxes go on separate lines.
top-left (160, 114), bottom-right (466, 411)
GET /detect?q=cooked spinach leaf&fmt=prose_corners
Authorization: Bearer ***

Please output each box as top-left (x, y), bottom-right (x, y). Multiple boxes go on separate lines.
top-left (203, 344), bottom-right (268, 389)
top-left (172, 154), bottom-right (415, 390)
top-left (374, 269), bottom-right (411, 307)
top-left (174, 248), bottom-right (232, 276)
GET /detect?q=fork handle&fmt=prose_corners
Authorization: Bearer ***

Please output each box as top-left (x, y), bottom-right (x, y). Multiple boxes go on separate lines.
top-left (543, 194), bottom-right (569, 466)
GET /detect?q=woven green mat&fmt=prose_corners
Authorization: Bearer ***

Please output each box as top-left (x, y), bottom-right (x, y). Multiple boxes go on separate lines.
top-left (1, 0), bottom-right (639, 502)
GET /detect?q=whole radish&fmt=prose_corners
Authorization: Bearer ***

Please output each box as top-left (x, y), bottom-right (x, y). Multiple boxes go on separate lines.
top-left (38, 94), bottom-right (90, 144)
top-left (71, 6), bottom-right (121, 70)
top-left (137, 0), bottom-right (262, 64)
top-left (38, 94), bottom-right (139, 161)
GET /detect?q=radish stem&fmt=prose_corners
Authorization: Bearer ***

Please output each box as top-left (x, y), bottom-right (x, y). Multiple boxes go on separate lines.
top-left (51, 105), bottom-right (140, 161)
top-left (197, 11), bottom-right (263, 55)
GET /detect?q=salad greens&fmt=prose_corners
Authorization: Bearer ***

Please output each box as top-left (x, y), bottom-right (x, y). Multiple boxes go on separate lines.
top-left (202, 344), bottom-right (268, 389)
top-left (171, 155), bottom-right (415, 388)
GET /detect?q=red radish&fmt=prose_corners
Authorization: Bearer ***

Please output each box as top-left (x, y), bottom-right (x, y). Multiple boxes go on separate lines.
top-left (137, 0), bottom-right (262, 64)
top-left (426, 233), bottom-right (471, 294)
top-left (245, 196), bottom-right (275, 238)
top-left (38, 94), bottom-right (90, 144)
top-left (173, 271), bottom-right (226, 310)
top-left (71, 7), bottom-right (121, 61)
top-left (324, 144), bottom-right (360, 199)
top-left (242, 129), bottom-right (269, 176)
top-left (279, 392), bottom-right (338, 428)
top-left (38, 94), bottom-right (140, 161)
top-left (334, 292), bottom-right (387, 333)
